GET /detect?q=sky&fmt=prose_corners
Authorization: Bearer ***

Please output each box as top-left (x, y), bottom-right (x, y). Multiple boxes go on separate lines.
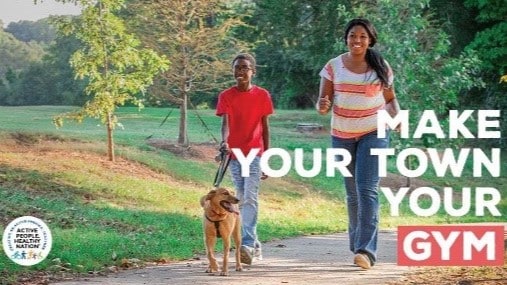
top-left (0, 0), bottom-right (82, 27)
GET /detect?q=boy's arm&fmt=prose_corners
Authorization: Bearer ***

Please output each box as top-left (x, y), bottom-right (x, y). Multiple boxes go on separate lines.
top-left (220, 115), bottom-right (230, 150)
top-left (261, 116), bottom-right (270, 150)
top-left (261, 115), bottom-right (270, 180)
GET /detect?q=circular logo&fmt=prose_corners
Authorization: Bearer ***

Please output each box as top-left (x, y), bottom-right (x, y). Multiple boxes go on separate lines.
top-left (2, 216), bottom-right (52, 266)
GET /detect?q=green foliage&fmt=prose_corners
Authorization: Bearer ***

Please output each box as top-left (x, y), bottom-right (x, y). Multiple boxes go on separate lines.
top-left (367, 0), bottom-right (484, 149)
top-left (461, 0), bottom-right (507, 147)
top-left (48, 0), bottom-right (169, 161)
top-left (247, 0), bottom-right (350, 108)
top-left (5, 18), bottom-right (56, 44)
top-left (428, 0), bottom-right (480, 56)
top-left (465, 0), bottom-right (507, 23)
top-left (0, 27), bottom-right (45, 81)
top-left (249, 0), bottom-right (485, 150)
top-left (125, 0), bottom-right (251, 145)
top-left (466, 22), bottom-right (507, 73)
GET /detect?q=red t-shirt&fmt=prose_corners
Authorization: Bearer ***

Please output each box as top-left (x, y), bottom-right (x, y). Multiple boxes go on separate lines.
top-left (216, 85), bottom-right (274, 158)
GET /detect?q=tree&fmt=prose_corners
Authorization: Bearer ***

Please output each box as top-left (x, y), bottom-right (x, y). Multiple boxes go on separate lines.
top-left (428, 0), bottom-right (506, 147)
top-left (38, 0), bottom-right (169, 162)
top-left (125, 0), bottom-right (250, 145)
top-left (250, 0), bottom-right (482, 134)
top-left (463, 0), bottom-right (507, 147)
top-left (464, 0), bottom-right (507, 75)
top-left (5, 33), bottom-right (87, 106)
top-left (5, 19), bottom-right (57, 44)
top-left (244, 0), bottom-right (355, 109)
top-left (0, 26), bottom-right (45, 82)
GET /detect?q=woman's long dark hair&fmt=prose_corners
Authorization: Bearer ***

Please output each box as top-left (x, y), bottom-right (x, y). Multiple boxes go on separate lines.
top-left (343, 18), bottom-right (389, 87)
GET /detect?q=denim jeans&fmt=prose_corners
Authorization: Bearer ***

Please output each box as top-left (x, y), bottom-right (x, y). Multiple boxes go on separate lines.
top-left (332, 130), bottom-right (389, 263)
top-left (229, 156), bottom-right (262, 250)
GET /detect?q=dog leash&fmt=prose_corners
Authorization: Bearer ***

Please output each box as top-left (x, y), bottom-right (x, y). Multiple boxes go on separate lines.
top-left (213, 145), bottom-right (231, 188)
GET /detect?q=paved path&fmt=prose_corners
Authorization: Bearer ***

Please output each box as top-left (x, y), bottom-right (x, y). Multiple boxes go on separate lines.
top-left (53, 231), bottom-right (411, 285)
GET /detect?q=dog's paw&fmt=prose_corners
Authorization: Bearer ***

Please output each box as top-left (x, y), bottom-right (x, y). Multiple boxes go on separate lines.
top-left (236, 266), bottom-right (243, 272)
top-left (219, 271), bottom-right (229, 276)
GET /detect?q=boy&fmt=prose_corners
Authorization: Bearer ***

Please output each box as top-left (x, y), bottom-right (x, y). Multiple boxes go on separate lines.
top-left (215, 53), bottom-right (274, 265)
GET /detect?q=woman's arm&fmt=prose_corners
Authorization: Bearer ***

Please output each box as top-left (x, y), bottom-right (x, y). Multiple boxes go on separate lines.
top-left (383, 86), bottom-right (400, 118)
top-left (316, 77), bottom-right (333, 115)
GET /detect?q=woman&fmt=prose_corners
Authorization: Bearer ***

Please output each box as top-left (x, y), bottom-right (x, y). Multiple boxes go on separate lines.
top-left (317, 18), bottom-right (400, 269)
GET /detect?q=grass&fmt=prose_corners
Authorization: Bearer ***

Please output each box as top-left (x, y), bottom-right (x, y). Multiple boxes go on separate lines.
top-left (0, 106), bottom-right (505, 283)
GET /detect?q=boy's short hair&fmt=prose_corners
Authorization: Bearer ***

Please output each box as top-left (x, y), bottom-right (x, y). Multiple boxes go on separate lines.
top-left (232, 53), bottom-right (256, 69)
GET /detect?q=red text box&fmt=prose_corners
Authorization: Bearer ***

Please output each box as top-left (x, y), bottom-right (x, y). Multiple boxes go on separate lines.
top-left (398, 225), bottom-right (504, 266)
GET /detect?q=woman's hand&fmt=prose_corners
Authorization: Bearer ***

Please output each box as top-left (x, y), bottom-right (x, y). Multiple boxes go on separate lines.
top-left (317, 77), bottom-right (333, 115)
top-left (385, 98), bottom-right (401, 132)
top-left (317, 97), bottom-right (331, 115)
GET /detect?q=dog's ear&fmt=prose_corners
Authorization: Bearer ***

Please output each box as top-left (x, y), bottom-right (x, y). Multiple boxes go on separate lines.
top-left (199, 195), bottom-right (207, 207)
top-left (206, 190), bottom-right (216, 200)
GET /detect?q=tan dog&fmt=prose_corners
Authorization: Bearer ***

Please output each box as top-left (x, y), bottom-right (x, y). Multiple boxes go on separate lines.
top-left (200, 188), bottom-right (242, 276)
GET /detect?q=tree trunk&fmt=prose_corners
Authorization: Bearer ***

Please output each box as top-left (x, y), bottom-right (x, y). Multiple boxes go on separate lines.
top-left (107, 112), bottom-right (115, 162)
top-left (177, 91), bottom-right (188, 146)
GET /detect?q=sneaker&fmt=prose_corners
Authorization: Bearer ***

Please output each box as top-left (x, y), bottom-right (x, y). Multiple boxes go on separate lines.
top-left (254, 247), bottom-right (263, 261)
top-left (240, 245), bottom-right (253, 265)
top-left (353, 253), bottom-right (372, 269)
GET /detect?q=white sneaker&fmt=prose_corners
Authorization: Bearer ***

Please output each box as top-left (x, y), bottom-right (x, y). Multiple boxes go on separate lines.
top-left (240, 245), bottom-right (253, 265)
top-left (254, 247), bottom-right (263, 261)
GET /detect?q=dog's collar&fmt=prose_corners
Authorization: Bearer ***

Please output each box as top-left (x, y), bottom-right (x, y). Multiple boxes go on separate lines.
top-left (205, 215), bottom-right (224, 238)
top-left (205, 213), bottom-right (226, 223)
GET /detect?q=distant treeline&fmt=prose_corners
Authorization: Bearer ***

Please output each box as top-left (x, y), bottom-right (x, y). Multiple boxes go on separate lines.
top-left (0, 0), bottom-right (505, 119)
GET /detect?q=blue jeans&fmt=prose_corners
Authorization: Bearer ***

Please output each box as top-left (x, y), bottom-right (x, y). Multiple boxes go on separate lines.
top-left (332, 130), bottom-right (389, 263)
top-left (229, 157), bottom-right (262, 250)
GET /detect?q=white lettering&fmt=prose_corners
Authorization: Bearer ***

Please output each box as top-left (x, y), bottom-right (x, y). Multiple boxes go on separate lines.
top-left (377, 110), bottom-right (409, 138)
top-left (432, 231), bottom-right (461, 260)
top-left (380, 187), bottom-right (410, 216)
top-left (371, 148), bottom-right (394, 177)
top-left (463, 231), bottom-right (496, 260)
top-left (294, 148), bottom-right (322, 178)
top-left (413, 110), bottom-right (445, 139)
top-left (475, 187), bottom-right (501, 216)
top-left (397, 148), bottom-right (428, 177)
top-left (326, 148), bottom-right (352, 177)
top-left (473, 148), bottom-right (500, 177)
top-left (382, 187), bottom-right (500, 217)
top-left (449, 110), bottom-right (475, 138)
top-left (427, 148), bottom-right (468, 177)
top-left (477, 110), bottom-right (501, 138)
top-left (232, 148), bottom-right (259, 177)
top-left (260, 148), bottom-right (292, 178)
top-left (403, 231), bottom-right (431, 261)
